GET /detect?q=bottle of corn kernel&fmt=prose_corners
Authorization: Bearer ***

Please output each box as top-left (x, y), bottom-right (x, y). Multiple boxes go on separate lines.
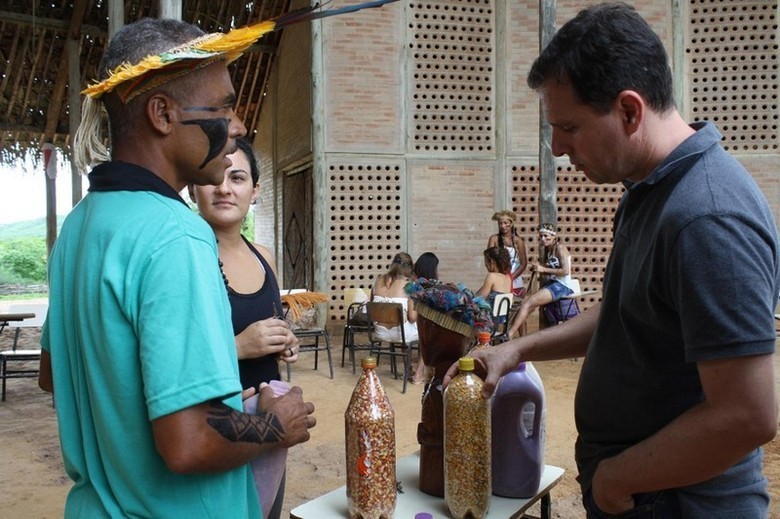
top-left (345, 357), bottom-right (396, 519)
top-left (443, 357), bottom-right (491, 519)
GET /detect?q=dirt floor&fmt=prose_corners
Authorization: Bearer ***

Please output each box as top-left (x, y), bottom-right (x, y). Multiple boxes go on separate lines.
top-left (1, 320), bottom-right (779, 518)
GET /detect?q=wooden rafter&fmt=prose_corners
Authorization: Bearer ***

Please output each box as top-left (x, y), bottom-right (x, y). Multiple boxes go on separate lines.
top-left (0, 0), bottom-right (292, 166)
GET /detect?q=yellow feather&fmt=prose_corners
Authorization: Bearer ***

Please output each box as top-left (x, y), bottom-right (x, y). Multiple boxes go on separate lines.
top-left (196, 20), bottom-right (277, 55)
top-left (83, 55), bottom-right (166, 97)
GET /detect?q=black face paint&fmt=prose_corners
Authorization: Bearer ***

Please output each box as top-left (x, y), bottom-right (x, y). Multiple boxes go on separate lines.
top-left (183, 106), bottom-right (221, 113)
top-left (181, 118), bottom-right (230, 169)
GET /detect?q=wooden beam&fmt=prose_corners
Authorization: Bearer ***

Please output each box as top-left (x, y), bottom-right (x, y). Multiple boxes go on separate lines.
top-left (159, 0), bottom-right (183, 20)
top-left (42, 0), bottom-right (90, 255)
top-left (68, 38), bottom-right (82, 206)
top-left (0, 10), bottom-right (105, 38)
top-left (0, 122), bottom-right (47, 133)
top-left (108, 0), bottom-right (123, 38)
top-left (538, 0), bottom-right (557, 228)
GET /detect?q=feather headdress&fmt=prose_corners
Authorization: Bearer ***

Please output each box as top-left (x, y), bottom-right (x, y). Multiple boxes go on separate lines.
top-left (74, 0), bottom-right (398, 172)
top-left (492, 210), bottom-right (517, 223)
top-left (405, 278), bottom-right (494, 337)
top-left (82, 0), bottom-right (398, 100)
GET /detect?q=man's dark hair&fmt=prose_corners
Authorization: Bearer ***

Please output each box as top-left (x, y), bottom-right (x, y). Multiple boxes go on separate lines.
top-left (527, 2), bottom-right (675, 114)
top-left (100, 18), bottom-right (206, 143)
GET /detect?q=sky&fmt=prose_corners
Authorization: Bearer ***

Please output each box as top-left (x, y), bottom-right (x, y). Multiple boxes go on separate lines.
top-left (0, 155), bottom-right (85, 225)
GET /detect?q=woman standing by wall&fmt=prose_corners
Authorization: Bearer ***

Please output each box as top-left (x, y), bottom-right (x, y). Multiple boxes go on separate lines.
top-left (487, 210), bottom-right (528, 297)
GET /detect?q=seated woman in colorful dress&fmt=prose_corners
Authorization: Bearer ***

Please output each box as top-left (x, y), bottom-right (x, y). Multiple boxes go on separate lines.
top-left (507, 223), bottom-right (577, 337)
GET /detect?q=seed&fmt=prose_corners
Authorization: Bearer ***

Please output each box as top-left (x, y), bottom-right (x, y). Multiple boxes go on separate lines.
top-left (444, 364), bottom-right (491, 519)
top-left (345, 360), bottom-right (397, 519)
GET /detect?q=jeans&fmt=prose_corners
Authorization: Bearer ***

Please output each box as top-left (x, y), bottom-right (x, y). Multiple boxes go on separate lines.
top-left (583, 488), bottom-right (680, 518)
top-left (582, 450), bottom-right (769, 518)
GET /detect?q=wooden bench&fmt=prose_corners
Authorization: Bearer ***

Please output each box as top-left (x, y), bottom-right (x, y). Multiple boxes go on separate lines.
top-left (0, 303), bottom-right (48, 401)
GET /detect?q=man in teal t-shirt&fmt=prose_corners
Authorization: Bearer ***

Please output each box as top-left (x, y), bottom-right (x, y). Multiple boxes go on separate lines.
top-left (39, 18), bottom-right (316, 518)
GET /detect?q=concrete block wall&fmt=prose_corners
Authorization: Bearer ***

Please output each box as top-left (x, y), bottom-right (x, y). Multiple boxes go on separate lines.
top-left (253, 0), bottom-right (314, 279)
top-left (253, 0), bottom-right (778, 325)
top-left (408, 161), bottom-right (497, 289)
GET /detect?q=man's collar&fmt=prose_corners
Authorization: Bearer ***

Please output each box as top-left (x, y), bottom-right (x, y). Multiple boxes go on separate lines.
top-left (623, 121), bottom-right (720, 190)
top-left (87, 161), bottom-right (187, 207)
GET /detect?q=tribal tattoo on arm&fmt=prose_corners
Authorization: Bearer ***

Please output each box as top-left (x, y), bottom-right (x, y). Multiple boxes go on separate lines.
top-left (206, 401), bottom-right (285, 444)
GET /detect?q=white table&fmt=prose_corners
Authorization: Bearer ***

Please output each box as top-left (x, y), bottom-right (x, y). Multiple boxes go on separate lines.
top-left (290, 451), bottom-right (565, 518)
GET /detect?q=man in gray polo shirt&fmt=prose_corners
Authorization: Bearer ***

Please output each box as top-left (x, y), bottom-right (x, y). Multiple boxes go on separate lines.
top-left (450, 3), bottom-right (779, 517)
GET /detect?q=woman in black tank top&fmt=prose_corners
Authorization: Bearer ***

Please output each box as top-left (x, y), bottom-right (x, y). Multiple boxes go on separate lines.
top-left (189, 138), bottom-right (299, 392)
top-left (189, 138), bottom-right (298, 519)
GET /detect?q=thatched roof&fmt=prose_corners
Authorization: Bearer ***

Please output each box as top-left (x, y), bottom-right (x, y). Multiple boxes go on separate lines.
top-left (0, 0), bottom-right (293, 167)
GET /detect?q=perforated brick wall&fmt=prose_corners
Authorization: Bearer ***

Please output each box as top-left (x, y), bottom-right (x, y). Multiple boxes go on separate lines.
top-left (687, 1), bottom-right (778, 152)
top-left (409, 0), bottom-right (495, 154)
top-left (256, 0), bottom-right (779, 327)
top-left (510, 163), bottom-right (623, 308)
top-left (327, 161), bottom-right (404, 324)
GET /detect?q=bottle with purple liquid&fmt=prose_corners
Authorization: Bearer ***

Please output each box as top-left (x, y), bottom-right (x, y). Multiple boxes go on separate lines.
top-left (491, 362), bottom-right (545, 498)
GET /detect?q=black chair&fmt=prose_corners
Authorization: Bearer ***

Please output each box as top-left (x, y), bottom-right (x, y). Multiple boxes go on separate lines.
top-left (287, 326), bottom-right (334, 381)
top-left (366, 302), bottom-right (419, 394)
top-left (341, 288), bottom-right (375, 373)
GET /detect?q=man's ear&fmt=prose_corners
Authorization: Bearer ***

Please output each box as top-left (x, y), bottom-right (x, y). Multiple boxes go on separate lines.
top-left (616, 90), bottom-right (644, 134)
top-left (146, 94), bottom-right (175, 135)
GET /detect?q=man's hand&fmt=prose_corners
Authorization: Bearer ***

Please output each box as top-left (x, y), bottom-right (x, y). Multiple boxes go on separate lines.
top-left (256, 384), bottom-right (316, 448)
top-left (591, 456), bottom-right (635, 514)
top-left (442, 342), bottom-right (522, 399)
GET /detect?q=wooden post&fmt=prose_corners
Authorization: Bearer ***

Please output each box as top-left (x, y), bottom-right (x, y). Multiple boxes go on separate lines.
top-left (41, 0), bottom-right (88, 255)
top-left (538, 0), bottom-right (557, 229)
top-left (537, 0), bottom-right (557, 331)
top-left (108, 0), bottom-right (123, 38)
top-left (68, 38), bottom-right (82, 207)
top-left (158, 0), bottom-right (182, 20)
top-left (494, 0), bottom-right (508, 210)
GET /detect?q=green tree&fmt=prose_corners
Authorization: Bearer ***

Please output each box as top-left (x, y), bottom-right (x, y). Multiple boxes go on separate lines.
top-left (0, 237), bottom-right (47, 283)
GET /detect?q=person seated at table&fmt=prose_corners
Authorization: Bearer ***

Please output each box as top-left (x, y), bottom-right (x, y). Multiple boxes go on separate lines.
top-left (508, 223), bottom-right (577, 336)
top-left (371, 252), bottom-right (422, 383)
top-left (475, 246), bottom-right (513, 309)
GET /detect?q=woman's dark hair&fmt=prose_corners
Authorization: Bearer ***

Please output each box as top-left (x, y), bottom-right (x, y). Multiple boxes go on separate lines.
top-left (484, 246), bottom-right (512, 274)
top-left (234, 137), bottom-right (260, 184)
top-left (414, 252), bottom-right (439, 279)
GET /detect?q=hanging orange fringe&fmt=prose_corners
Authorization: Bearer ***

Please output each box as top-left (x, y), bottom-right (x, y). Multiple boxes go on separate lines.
top-left (281, 291), bottom-right (328, 321)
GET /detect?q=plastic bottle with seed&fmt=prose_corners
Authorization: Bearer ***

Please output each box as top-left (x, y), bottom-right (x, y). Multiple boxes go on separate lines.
top-left (443, 356), bottom-right (491, 519)
top-left (345, 357), bottom-right (396, 519)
